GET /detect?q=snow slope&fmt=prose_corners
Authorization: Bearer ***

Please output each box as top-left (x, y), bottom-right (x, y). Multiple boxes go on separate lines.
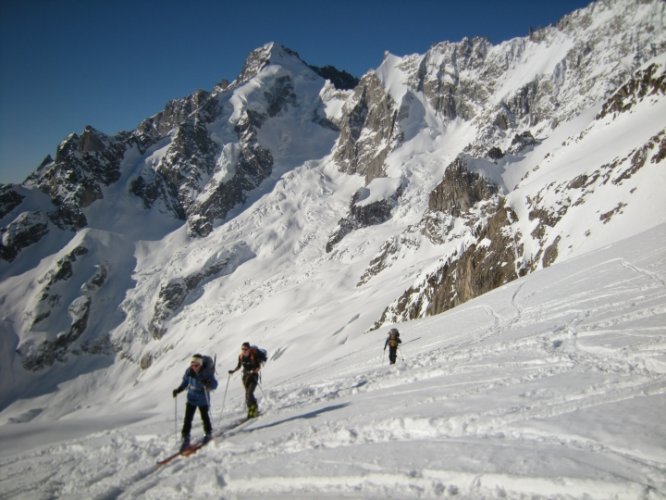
top-left (1, 223), bottom-right (664, 499)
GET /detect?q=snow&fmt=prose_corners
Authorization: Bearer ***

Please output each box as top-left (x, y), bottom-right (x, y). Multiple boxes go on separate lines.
top-left (376, 51), bottom-right (418, 104)
top-left (319, 80), bottom-right (350, 123)
top-left (1, 224), bottom-right (665, 498)
top-left (492, 33), bottom-right (574, 105)
top-left (354, 177), bottom-right (403, 207)
top-left (1, 4), bottom-right (666, 498)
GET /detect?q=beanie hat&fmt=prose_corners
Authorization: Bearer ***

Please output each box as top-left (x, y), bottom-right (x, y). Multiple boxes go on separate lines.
top-left (191, 354), bottom-right (203, 365)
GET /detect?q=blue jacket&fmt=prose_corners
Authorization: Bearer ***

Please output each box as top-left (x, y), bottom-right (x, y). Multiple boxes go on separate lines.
top-left (177, 367), bottom-right (218, 407)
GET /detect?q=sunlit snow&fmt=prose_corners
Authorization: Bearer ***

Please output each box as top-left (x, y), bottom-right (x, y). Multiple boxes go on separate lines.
top-left (1, 225), bottom-right (664, 498)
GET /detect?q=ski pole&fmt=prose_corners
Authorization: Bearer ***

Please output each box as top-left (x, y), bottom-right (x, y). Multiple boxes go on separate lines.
top-left (174, 395), bottom-right (178, 447)
top-left (220, 373), bottom-right (231, 416)
top-left (258, 381), bottom-right (266, 398)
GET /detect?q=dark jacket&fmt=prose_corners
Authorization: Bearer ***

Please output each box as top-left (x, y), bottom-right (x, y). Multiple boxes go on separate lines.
top-left (384, 334), bottom-right (402, 350)
top-left (231, 348), bottom-right (263, 373)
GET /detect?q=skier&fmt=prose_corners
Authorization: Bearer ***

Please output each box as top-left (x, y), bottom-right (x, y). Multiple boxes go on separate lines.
top-left (228, 342), bottom-right (265, 418)
top-left (384, 328), bottom-right (402, 364)
top-left (172, 354), bottom-right (218, 451)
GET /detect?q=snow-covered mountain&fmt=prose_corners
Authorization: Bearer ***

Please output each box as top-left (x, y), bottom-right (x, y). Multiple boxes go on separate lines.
top-left (0, 0), bottom-right (665, 496)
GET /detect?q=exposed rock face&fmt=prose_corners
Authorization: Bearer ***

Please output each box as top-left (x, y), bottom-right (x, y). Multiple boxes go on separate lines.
top-left (310, 65), bottom-right (359, 90)
top-left (417, 37), bottom-right (491, 121)
top-left (375, 200), bottom-right (520, 326)
top-left (487, 147), bottom-right (504, 160)
top-left (25, 126), bottom-right (127, 229)
top-left (129, 91), bottom-right (224, 226)
top-left (426, 201), bottom-right (521, 312)
top-left (31, 245), bottom-right (89, 326)
top-left (326, 183), bottom-right (404, 253)
top-left (133, 113), bottom-right (223, 223)
top-left (149, 243), bottom-right (253, 338)
top-left (0, 185), bottom-right (24, 218)
top-left (333, 72), bottom-right (397, 183)
top-left (508, 131), bottom-right (539, 154)
top-left (150, 279), bottom-right (189, 339)
top-left (518, 119), bottom-right (665, 272)
top-left (428, 156), bottom-right (498, 217)
top-left (362, 154), bottom-right (513, 322)
top-left (137, 90), bottom-right (212, 139)
top-left (234, 44), bottom-right (295, 85)
top-left (0, 211), bottom-right (49, 262)
top-left (181, 109), bottom-right (274, 237)
top-left (326, 71), bottom-right (402, 249)
top-left (17, 245), bottom-right (113, 370)
top-left (597, 63), bottom-right (666, 119)
top-left (357, 152), bottom-right (505, 292)
top-left (357, 227), bottom-right (421, 286)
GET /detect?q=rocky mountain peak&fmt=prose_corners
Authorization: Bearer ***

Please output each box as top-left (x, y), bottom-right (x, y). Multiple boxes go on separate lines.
top-left (137, 89), bottom-right (211, 140)
top-left (234, 42), bottom-right (308, 86)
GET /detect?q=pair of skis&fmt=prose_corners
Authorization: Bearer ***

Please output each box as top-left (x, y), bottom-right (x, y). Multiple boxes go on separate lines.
top-left (156, 415), bottom-right (257, 466)
top-left (156, 438), bottom-right (210, 466)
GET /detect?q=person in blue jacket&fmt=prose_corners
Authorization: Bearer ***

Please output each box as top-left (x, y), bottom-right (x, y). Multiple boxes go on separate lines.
top-left (172, 354), bottom-right (218, 449)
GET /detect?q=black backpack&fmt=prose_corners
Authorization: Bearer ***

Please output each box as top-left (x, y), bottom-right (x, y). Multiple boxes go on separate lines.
top-left (251, 345), bottom-right (268, 364)
top-left (194, 353), bottom-right (216, 382)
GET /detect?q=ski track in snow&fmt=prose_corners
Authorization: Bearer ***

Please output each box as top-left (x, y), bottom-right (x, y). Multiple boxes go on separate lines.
top-left (1, 230), bottom-right (665, 499)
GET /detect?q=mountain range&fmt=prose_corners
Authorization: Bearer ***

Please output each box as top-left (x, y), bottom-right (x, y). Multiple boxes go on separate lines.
top-left (0, 0), bottom-right (665, 421)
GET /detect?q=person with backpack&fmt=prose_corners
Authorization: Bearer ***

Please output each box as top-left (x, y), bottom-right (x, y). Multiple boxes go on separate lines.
top-left (172, 354), bottom-right (218, 450)
top-left (384, 328), bottom-right (402, 364)
top-left (228, 342), bottom-right (266, 418)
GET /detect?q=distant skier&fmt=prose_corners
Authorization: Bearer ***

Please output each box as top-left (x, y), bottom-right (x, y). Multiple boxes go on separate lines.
top-left (172, 354), bottom-right (218, 451)
top-left (228, 342), bottom-right (266, 418)
top-left (384, 328), bottom-right (402, 364)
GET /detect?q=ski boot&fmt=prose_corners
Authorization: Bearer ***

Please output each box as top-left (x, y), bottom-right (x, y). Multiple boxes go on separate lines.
top-left (179, 435), bottom-right (191, 452)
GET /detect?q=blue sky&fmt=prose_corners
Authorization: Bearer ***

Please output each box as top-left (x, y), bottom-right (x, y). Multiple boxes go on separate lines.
top-left (0, 0), bottom-right (591, 185)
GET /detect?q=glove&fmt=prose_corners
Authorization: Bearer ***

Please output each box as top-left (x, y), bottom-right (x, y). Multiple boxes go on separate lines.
top-left (172, 389), bottom-right (179, 398)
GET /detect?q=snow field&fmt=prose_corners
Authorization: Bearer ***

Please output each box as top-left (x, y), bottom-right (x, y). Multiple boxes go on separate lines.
top-left (1, 224), bottom-right (664, 499)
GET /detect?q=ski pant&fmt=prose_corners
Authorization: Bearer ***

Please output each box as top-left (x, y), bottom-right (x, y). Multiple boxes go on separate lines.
top-left (242, 371), bottom-right (259, 409)
top-left (388, 347), bottom-right (398, 364)
top-left (182, 403), bottom-right (212, 438)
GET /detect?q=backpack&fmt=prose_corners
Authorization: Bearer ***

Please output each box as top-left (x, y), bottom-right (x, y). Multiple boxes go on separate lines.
top-left (250, 345), bottom-right (268, 364)
top-left (387, 329), bottom-right (400, 348)
top-left (196, 353), bottom-right (216, 381)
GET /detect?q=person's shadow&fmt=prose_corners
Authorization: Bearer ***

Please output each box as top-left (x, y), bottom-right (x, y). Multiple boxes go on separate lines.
top-left (245, 403), bottom-right (350, 432)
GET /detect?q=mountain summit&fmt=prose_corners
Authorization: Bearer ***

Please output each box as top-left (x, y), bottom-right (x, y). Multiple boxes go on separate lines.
top-left (0, 0), bottom-right (665, 417)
